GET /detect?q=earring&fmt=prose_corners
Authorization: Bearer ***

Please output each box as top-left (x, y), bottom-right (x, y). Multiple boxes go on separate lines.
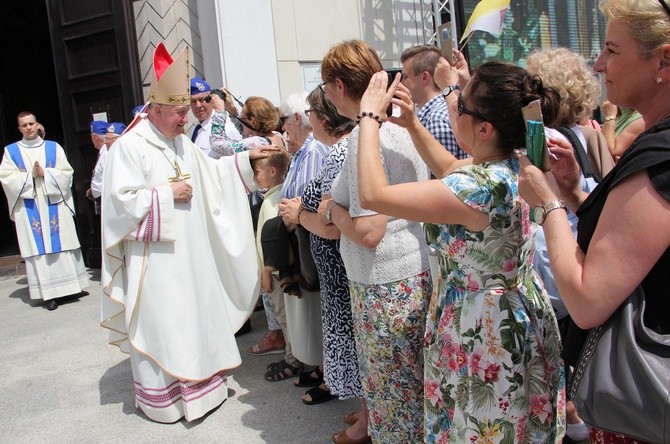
top-left (657, 77), bottom-right (663, 84)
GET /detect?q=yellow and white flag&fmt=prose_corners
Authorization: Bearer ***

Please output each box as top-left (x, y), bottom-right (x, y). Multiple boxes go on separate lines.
top-left (460, 0), bottom-right (511, 43)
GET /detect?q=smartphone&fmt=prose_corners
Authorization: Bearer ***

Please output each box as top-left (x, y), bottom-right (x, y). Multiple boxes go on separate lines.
top-left (205, 89), bottom-right (226, 103)
top-left (438, 22), bottom-right (453, 63)
top-left (385, 68), bottom-right (402, 85)
top-left (526, 120), bottom-right (551, 172)
top-left (383, 69), bottom-right (403, 116)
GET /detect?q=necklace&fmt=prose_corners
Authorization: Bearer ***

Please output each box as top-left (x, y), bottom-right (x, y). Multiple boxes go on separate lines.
top-left (160, 142), bottom-right (191, 182)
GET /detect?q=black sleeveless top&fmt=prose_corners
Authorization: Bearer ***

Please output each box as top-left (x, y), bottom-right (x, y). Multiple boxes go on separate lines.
top-left (563, 116), bottom-right (670, 366)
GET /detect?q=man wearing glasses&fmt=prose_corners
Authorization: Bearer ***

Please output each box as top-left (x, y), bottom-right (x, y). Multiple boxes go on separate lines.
top-left (188, 76), bottom-right (242, 158)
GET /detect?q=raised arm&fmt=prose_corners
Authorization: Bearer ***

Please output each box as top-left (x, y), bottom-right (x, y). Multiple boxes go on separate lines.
top-left (600, 102), bottom-right (644, 160)
top-left (519, 156), bottom-right (670, 328)
top-left (385, 74), bottom-right (461, 177)
top-left (356, 72), bottom-right (486, 228)
top-left (209, 110), bottom-right (239, 156)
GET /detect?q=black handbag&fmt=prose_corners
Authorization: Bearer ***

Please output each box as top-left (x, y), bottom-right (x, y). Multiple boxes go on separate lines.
top-left (568, 287), bottom-right (670, 443)
top-left (294, 224), bottom-right (319, 291)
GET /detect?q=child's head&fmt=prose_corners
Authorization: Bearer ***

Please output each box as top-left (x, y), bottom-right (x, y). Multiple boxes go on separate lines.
top-left (251, 148), bottom-right (291, 189)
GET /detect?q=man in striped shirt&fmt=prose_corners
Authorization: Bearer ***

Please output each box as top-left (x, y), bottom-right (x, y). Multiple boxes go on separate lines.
top-left (262, 91), bottom-right (327, 382)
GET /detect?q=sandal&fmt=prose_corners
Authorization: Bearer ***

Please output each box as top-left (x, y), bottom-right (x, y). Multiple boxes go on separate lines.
top-left (247, 332), bottom-right (285, 356)
top-left (343, 411), bottom-right (359, 425)
top-left (332, 429), bottom-right (371, 444)
top-left (294, 366), bottom-right (324, 387)
top-left (267, 359), bottom-right (286, 371)
top-left (264, 361), bottom-right (302, 382)
top-left (302, 385), bottom-right (335, 405)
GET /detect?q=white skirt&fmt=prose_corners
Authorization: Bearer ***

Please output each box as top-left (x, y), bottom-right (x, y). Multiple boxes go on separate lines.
top-left (25, 249), bottom-right (89, 301)
top-left (130, 347), bottom-right (228, 423)
top-left (284, 288), bottom-right (323, 366)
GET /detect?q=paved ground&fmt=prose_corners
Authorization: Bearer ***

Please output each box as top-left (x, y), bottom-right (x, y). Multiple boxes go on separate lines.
top-left (0, 266), bottom-right (357, 444)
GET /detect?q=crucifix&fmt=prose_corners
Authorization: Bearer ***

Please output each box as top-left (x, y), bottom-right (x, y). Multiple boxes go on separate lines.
top-left (168, 161), bottom-right (191, 182)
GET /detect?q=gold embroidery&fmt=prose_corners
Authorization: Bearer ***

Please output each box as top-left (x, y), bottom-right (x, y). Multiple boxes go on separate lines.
top-left (31, 217), bottom-right (41, 234)
top-left (50, 213), bottom-right (59, 234)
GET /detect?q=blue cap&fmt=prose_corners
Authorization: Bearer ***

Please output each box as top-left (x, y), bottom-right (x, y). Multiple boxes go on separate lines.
top-left (106, 122), bottom-right (127, 135)
top-left (131, 105), bottom-right (145, 116)
top-left (190, 77), bottom-right (211, 95)
top-left (90, 121), bottom-right (108, 135)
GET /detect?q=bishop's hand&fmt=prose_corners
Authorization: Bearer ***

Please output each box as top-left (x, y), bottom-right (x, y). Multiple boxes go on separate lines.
top-left (171, 180), bottom-right (193, 203)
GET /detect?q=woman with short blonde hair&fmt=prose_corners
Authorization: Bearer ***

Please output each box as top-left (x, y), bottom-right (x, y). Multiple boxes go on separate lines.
top-left (519, 0), bottom-right (670, 442)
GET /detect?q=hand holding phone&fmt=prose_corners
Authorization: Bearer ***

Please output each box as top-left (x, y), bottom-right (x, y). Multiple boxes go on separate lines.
top-left (525, 120), bottom-right (551, 172)
top-left (383, 69), bottom-right (402, 117)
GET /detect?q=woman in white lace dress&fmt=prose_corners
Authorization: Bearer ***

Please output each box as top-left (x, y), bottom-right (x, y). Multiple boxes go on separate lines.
top-left (318, 40), bottom-right (432, 444)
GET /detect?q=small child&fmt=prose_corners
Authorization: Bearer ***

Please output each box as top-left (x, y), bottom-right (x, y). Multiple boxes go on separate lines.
top-left (248, 149), bottom-right (292, 357)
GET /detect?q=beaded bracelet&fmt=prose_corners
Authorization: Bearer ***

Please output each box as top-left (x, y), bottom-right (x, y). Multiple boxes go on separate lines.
top-left (356, 111), bottom-right (383, 127)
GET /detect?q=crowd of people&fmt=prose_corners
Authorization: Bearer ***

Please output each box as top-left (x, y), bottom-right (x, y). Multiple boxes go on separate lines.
top-left (1, 0), bottom-right (668, 442)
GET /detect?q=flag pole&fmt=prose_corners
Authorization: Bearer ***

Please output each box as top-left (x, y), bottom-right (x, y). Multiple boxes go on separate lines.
top-left (459, 32), bottom-right (475, 51)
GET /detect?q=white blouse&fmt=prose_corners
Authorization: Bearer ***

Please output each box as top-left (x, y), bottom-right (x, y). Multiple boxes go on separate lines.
top-left (330, 123), bottom-right (430, 285)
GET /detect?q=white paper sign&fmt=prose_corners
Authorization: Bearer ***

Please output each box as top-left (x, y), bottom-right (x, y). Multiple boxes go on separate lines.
top-left (92, 112), bottom-right (108, 122)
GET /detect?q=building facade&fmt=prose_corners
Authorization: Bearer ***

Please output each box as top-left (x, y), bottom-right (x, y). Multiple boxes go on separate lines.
top-left (0, 0), bottom-right (604, 265)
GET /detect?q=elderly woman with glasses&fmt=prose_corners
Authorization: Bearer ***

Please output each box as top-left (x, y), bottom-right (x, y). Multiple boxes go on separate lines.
top-left (356, 58), bottom-right (566, 441)
top-left (209, 95), bottom-right (285, 156)
top-left (520, 0), bottom-right (670, 442)
top-left (278, 86), bottom-right (364, 417)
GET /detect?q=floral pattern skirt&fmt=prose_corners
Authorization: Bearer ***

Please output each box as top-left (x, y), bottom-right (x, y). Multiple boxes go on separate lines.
top-left (349, 270), bottom-right (432, 444)
top-left (424, 283), bottom-right (565, 443)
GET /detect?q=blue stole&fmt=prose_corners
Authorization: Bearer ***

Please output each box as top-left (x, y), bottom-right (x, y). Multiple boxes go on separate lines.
top-left (6, 141), bottom-right (62, 255)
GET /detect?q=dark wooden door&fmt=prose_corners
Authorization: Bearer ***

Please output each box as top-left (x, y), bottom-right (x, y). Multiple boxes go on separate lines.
top-left (46, 0), bottom-right (142, 267)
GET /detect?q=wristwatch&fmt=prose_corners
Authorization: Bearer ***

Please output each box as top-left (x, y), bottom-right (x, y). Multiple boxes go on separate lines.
top-left (442, 85), bottom-right (460, 97)
top-left (532, 199), bottom-right (567, 225)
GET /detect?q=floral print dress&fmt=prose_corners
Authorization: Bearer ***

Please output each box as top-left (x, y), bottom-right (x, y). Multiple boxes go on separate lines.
top-left (423, 159), bottom-right (565, 443)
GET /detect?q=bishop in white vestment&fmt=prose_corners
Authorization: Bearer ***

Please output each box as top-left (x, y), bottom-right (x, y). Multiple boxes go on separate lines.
top-left (100, 43), bottom-right (262, 423)
top-left (0, 112), bottom-right (89, 310)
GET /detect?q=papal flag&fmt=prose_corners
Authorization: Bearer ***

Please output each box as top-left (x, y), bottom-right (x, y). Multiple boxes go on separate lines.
top-left (459, 0), bottom-right (511, 43)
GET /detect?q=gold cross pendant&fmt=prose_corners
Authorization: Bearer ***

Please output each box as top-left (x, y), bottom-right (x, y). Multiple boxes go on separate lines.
top-left (168, 161), bottom-right (191, 182)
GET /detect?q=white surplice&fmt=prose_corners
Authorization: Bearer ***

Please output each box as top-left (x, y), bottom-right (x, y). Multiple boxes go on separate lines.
top-left (0, 137), bottom-right (89, 301)
top-left (90, 143), bottom-right (108, 199)
top-left (100, 117), bottom-right (260, 422)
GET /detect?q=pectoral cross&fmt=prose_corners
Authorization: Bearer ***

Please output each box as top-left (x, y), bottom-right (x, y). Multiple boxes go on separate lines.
top-left (168, 161), bottom-right (191, 182)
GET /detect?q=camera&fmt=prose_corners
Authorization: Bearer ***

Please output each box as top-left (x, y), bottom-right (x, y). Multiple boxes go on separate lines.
top-left (204, 89), bottom-right (226, 103)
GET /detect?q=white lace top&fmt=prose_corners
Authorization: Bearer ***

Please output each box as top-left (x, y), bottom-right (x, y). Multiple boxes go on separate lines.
top-left (330, 123), bottom-right (430, 284)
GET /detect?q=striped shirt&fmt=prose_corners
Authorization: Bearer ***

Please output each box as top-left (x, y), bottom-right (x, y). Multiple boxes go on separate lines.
top-left (281, 134), bottom-right (328, 199)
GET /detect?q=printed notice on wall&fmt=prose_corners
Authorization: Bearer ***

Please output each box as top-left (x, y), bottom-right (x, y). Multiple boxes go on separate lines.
top-left (301, 64), bottom-right (322, 94)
